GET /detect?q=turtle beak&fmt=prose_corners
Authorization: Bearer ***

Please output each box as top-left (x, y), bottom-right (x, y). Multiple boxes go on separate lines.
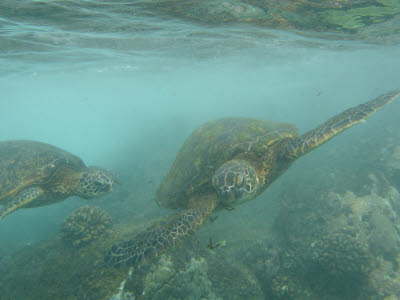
top-left (105, 183), bottom-right (113, 192)
top-left (219, 186), bottom-right (237, 202)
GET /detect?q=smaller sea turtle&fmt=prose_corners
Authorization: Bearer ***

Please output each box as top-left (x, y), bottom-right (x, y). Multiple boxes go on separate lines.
top-left (105, 90), bottom-right (400, 268)
top-left (0, 140), bottom-right (116, 221)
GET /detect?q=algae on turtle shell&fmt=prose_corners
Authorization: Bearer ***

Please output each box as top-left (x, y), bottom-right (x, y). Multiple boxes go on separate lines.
top-left (0, 140), bottom-right (116, 222)
top-left (105, 91), bottom-right (400, 269)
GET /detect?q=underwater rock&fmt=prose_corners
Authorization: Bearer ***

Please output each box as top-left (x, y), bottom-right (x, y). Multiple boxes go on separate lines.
top-left (337, 188), bottom-right (398, 221)
top-left (369, 258), bottom-right (400, 298)
top-left (133, 236), bottom-right (265, 299)
top-left (108, 268), bottom-right (136, 300)
top-left (109, 291), bottom-right (135, 300)
top-left (307, 231), bottom-right (372, 276)
top-left (142, 255), bottom-right (177, 298)
top-left (61, 205), bottom-right (112, 247)
top-left (142, 255), bottom-right (220, 300)
top-left (340, 190), bottom-right (376, 219)
top-left (0, 220), bottom-right (155, 300)
top-left (0, 216), bottom-right (265, 299)
top-left (271, 272), bottom-right (304, 299)
top-left (206, 243), bottom-right (265, 299)
top-left (287, 226), bottom-right (373, 298)
top-left (387, 186), bottom-right (400, 215)
top-left (4, 175), bottom-right (400, 299)
top-left (273, 181), bottom-right (400, 298)
top-left (368, 213), bottom-right (400, 260)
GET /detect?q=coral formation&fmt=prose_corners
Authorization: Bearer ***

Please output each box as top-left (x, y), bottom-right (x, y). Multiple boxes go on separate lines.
top-left (0, 220), bottom-right (154, 300)
top-left (273, 174), bottom-right (400, 298)
top-left (3, 153), bottom-right (400, 299)
top-left (308, 231), bottom-right (372, 276)
top-left (206, 243), bottom-right (265, 299)
top-left (61, 205), bottom-right (112, 247)
top-left (369, 258), bottom-right (400, 298)
top-left (271, 273), bottom-right (301, 298)
top-left (141, 255), bottom-right (220, 300)
top-left (368, 213), bottom-right (400, 259)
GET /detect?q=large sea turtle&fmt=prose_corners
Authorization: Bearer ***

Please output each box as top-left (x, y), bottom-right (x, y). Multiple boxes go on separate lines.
top-left (0, 140), bottom-right (116, 221)
top-left (105, 90), bottom-right (400, 267)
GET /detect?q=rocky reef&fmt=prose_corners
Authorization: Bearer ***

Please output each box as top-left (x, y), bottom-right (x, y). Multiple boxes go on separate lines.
top-left (272, 171), bottom-right (400, 299)
top-left (61, 205), bottom-right (112, 248)
top-left (140, 255), bottom-right (220, 300)
top-left (2, 180), bottom-right (400, 299)
top-left (0, 216), bottom-right (266, 300)
top-left (1, 122), bottom-right (400, 299)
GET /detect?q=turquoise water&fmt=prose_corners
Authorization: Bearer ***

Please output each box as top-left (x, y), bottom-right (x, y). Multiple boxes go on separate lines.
top-left (1, 1), bottom-right (400, 299)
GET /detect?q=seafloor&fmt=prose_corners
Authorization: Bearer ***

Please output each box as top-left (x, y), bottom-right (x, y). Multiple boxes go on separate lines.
top-left (0, 101), bottom-right (399, 300)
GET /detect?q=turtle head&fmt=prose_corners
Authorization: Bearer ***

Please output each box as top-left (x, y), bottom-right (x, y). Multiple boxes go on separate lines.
top-left (76, 167), bottom-right (116, 199)
top-left (212, 159), bottom-right (259, 207)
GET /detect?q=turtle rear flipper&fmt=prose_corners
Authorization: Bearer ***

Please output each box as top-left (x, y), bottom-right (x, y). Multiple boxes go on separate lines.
top-left (283, 90), bottom-right (400, 159)
top-left (105, 194), bottom-right (216, 267)
top-left (0, 187), bottom-right (45, 220)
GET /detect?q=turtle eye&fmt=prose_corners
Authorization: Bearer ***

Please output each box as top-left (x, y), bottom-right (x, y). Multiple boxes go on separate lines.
top-left (94, 180), bottom-right (103, 187)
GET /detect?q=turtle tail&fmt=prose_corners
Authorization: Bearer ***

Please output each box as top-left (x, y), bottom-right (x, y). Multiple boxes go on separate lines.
top-left (105, 194), bottom-right (217, 268)
top-left (281, 90), bottom-right (400, 160)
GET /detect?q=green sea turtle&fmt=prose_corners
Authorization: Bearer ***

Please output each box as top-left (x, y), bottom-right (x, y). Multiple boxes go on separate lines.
top-left (105, 90), bottom-right (400, 267)
top-left (0, 140), bottom-right (116, 221)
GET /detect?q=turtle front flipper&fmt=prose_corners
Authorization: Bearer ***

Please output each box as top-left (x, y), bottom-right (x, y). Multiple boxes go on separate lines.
top-left (0, 187), bottom-right (46, 220)
top-left (105, 194), bottom-right (217, 268)
top-left (282, 90), bottom-right (400, 159)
